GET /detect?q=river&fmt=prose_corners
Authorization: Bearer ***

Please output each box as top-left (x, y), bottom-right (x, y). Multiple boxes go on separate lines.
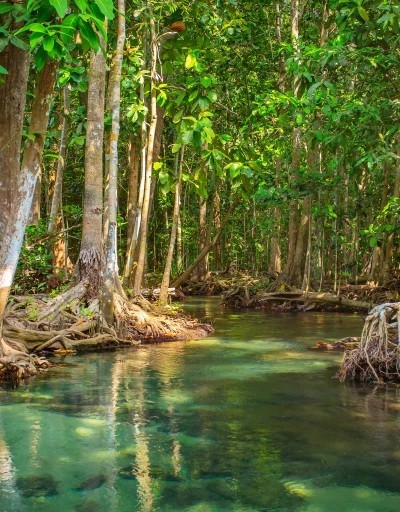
top-left (1, 298), bottom-right (400, 511)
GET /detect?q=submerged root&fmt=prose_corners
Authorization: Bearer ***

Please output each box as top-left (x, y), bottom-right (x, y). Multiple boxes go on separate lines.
top-left (338, 302), bottom-right (400, 383)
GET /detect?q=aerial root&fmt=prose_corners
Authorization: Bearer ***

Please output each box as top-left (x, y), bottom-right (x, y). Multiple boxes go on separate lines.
top-left (338, 302), bottom-right (400, 383)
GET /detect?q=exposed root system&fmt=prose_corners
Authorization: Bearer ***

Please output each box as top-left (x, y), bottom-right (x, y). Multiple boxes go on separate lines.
top-left (1, 285), bottom-right (211, 382)
top-left (180, 272), bottom-right (400, 313)
top-left (338, 303), bottom-right (400, 383)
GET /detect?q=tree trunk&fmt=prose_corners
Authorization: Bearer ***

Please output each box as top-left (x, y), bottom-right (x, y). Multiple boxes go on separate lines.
top-left (48, 87), bottom-right (70, 233)
top-left (48, 87), bottom-right (70, 275)
top-left (25, 59), bottom-right (58, 225)
top-left (0, 13), bottom-right (30, 337)
top-left (103, 0), bottom-right (125, 323)
top-left (133, 13), bottom-right (158, 295)
top-left (75, 40), bottom-right (107, 296)
top-left (172, 198), bottom-right (240, 289)
top-left (197, 195), bottom-right (209, 279)
top-left (125, 135), bottom-right (140, 263)
top-left (159, 147), bottom-right (184, 305)
top-left (124, 29), bottom-right (148, 288)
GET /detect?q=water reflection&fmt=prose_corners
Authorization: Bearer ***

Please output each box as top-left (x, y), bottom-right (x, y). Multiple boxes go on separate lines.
top-left (1, 300), bottom-right (400, 511)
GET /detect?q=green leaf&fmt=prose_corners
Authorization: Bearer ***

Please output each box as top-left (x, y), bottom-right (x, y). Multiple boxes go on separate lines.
top-left (202, 126), bottom-right (215, 142)
top-left (200, 75), bottom-right (212, 88)
top-left (181, 131), bottom-right (193, 144)
top-left (206, 90), bottom-right (217, 103)
top-left (198, 97), bottom-right (209, 109)
top-left (30, 32), bottom-right (44, 48)
top-left (0, 4), bottom-right (14, 14)
top-left (78, 19), bottom-right (100, 51)
top-left (358, 6), bottom-right (369, 22)
top-left (188, 89), bottom-right (198, 102)
top-left (172, 143), bottom-right (182, 154)
top-left (175, 90), bottom-right (186, 105)
top-left (74, 0), bottom-right (87, 13)
top-left (43, 37), bottom-right (55, 52)
top-left (0, 64), bottom-right (8, 75)
top-left (0, 38), bottom-right (8, 52)
top-left (154, 161), bottom-right (163, 171)
top-left (185, 52), bottom-right (197, 69)
top-left (94, 0), bottom-right (114, 19)
top-left (28, 23), bottom-right (48, 33)
top-left (60, 14), bottom-right (78, 44)
top-left (49, 0), bottom-right (68, 17)
top-left (35, 45), bottom-right (47, 72)
top-left (369, 236), bottom-right (377, 248)
top-left (10, 35), bottom-right (29, 51)
top-left (193, 131), bottom-right (202, 147)
top-left (173, 109), bottom-right (184, 124)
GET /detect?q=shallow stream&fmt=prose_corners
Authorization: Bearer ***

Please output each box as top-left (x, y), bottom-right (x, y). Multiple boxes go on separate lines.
top-left (1, 298), bottom-right (400, 511)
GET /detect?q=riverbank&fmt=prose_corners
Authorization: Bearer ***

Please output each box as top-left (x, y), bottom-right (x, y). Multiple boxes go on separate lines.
top-left (1, 292), bottom-right (211, 381)
top-left (180, 273), bottom-right (399, 313)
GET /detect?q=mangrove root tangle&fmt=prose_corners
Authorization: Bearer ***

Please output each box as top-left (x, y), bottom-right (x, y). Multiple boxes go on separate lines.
top-left (1, 285), bottom-right (210, 381)
top-left (338, 302), bottom-right (400, 383)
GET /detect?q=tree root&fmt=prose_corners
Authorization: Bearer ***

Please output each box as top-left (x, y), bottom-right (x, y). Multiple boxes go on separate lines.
top-left (338, 302), bottom-right (400, 383)
top-left (0, 338), bottom-right (50, 381)
top-left (1, 285), bottom-right (210, 381)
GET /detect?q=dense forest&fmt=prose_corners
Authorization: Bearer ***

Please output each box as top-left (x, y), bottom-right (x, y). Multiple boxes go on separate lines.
top-left (0, 0), bottom-right (399, 380)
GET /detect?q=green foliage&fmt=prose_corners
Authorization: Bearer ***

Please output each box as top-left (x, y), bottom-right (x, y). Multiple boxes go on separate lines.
top-left (13, 222), bottom-right (54, 295)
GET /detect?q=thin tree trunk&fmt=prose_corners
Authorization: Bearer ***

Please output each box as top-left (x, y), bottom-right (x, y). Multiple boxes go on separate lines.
top-left (172, 198), bottom-right (240, 289)
top-left (123, 29), bottom-right (147, 287)
top-left (103, 0), bottom-right (125, 323)
top-left (48, 87), bottom-right (70, 233)
top-left (75, 39), bottom-right (107, 296)
top-left (269, 1), bottom-right (285, 275)
top-left (159, 147), bottom-right (184, 305)
top-left (24, 58), bottom-right (58, 226)
top-left (133, 12), bottom-right (158, 295)
top-left (125, 135), bottom-right (140, 262)
top-left (48, 87), bottom-right (71, 275)
top-left (197, 195), bottom-right (208, 279)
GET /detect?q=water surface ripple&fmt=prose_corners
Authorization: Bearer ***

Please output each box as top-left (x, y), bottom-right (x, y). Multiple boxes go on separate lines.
top-left (1, 298), bottom-right (400, 511)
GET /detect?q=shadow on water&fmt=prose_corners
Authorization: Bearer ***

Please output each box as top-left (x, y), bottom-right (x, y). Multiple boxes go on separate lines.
top-left (1, 298), bottom-right (400, 511)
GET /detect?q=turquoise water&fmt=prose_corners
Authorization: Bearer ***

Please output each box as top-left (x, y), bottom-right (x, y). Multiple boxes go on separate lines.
top-left (1, 298), bottom-right (400, 511)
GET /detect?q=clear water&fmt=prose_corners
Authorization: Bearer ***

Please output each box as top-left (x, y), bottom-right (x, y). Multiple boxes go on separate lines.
top-left (1, 298), bottom-right (400, 512)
